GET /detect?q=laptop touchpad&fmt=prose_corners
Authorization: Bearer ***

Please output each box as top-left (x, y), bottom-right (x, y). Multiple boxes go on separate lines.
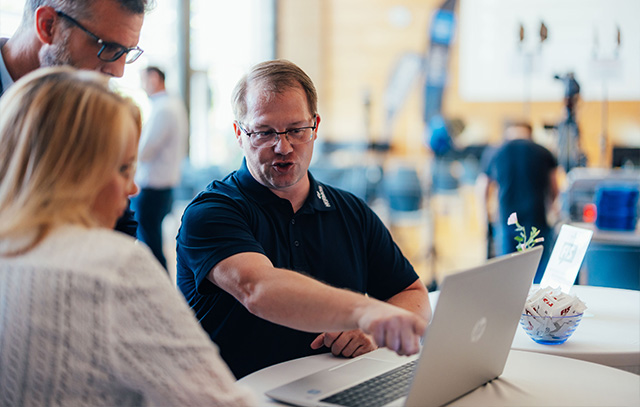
top-left (267, 357), bottom-right (401, 401)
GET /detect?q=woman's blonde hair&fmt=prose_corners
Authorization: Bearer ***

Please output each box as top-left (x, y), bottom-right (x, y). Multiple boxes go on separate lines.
top-left (0, 67), bottom-right (141, 255)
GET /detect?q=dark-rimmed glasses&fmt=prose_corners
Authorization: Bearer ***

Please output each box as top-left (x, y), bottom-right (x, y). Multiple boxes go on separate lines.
top-left (56, 11), bottom-right (144, 64)
top-left (237, 116), bottom-right (318, 148)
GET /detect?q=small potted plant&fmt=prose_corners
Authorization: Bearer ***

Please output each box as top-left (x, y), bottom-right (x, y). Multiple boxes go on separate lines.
top-left (507, 212), bottom-right (544, 251)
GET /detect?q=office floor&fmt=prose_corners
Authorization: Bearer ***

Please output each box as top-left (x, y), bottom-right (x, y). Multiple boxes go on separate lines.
top-left (162, 185), bottom-right (487, 289)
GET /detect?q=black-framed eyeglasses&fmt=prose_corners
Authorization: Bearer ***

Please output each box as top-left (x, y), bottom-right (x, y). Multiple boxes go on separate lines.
top-left (237, 116), bottom-right (318, 148)
top-left (56, 11), bottom-right (144, 64)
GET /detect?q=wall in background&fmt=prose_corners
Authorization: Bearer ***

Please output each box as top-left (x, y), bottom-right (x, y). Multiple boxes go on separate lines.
top-left (277, 0), bottom-right (640, 168)
top-left (458, 0), bottom-right (640, 102)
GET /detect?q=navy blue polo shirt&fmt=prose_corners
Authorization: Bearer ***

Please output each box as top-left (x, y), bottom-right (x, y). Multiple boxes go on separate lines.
top-left (176, 159), bottom-right (419, 378)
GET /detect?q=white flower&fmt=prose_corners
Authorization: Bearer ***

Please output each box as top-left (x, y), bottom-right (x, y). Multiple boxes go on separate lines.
top-left (509, 212), bottom-right (544, 252)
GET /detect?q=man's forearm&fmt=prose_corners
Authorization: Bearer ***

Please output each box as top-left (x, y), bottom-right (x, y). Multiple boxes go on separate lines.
top-left (209, 252), bottom-right (427, 355)
top-left (385, 279), bottom-right (432, 322)
top-left (209, 252), bottom-right (388, 332)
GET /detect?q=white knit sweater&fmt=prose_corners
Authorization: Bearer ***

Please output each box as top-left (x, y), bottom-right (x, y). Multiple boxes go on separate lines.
top-left (0, 225), bottom-right (256, 406)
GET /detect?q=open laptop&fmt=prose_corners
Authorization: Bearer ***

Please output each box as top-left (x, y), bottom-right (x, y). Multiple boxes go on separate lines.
top-left (266, 246), bottom-right (543, 407)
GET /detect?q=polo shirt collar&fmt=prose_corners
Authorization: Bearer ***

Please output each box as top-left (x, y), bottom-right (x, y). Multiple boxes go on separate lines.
top-left (235, 159), bottom-right (335, 213)
top-left (305, 173), bottom-right (335, 212)
top-left (236, 159), bottom-right (281, 204)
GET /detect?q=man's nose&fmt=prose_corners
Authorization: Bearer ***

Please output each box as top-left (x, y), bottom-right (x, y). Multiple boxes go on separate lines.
top-left (100, 57), bottom-right (127, 78)
top-left (273, 134), bottom-right (294, 154)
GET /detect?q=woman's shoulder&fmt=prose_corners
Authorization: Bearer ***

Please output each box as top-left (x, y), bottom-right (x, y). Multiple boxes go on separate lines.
top-left (33, 225), bottom-right (157, 272)
top-left (55, 224), bottom-right (138, 251)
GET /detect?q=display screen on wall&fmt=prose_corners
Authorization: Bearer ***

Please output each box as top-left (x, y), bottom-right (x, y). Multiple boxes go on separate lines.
top-left (458, 0), bottom-right (640, 102)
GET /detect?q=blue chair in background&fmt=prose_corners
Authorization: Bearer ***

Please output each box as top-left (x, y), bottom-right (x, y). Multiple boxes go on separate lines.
top-left (382, 167), bottom-right (423, 212)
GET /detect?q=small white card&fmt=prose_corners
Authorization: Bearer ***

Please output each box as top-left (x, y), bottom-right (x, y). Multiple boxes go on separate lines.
top-left (540, 224), bottom-right (593, 293)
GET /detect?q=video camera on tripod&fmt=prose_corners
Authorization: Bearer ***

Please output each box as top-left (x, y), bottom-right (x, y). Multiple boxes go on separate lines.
top-left (554, 72), bottom-right (580, 118)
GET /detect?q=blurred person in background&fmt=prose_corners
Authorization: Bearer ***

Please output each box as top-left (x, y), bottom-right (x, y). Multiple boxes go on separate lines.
top-left (477, 121), bottom-right (559, 283)
top-left (133, 65), bottom-right (188, 269)
top-left (0, 0), bottom-right (152, 236)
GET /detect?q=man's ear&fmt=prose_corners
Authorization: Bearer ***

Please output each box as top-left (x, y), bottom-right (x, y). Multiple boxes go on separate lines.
top-left (233, 122), bottom-right (244, 147)
top-left (312, 113), bottom-right (321, 141)
top-left (34, 6), bottom-right (58, 45)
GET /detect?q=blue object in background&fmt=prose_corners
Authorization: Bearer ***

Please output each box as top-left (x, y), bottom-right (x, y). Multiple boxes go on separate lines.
top-left (427, 114), bottom-right (452, 157)
top-left (595, 185), bottom-right (639, 231)
top-left (585, 183), bottom-right (640, 290)
top-left (584, 242), bottom-right (640, 290)
top-left (431, 156), bottom-right (459, 192)
top-left (429, 8), bottom-right (455, 45)
top-left (423, 1), bottom-right (457, 154)
top-left (423, 8), bottom-right (455, 124)
top-left (383, 167), bottom-right (423, 212)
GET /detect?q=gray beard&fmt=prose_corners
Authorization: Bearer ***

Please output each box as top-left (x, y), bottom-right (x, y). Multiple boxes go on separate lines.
top-left (38, 35), bottom-right (74, 68)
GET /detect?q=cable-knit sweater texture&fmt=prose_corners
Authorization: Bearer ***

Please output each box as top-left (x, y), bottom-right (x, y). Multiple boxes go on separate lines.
top-left (0, 225), bottom-right (256, 406)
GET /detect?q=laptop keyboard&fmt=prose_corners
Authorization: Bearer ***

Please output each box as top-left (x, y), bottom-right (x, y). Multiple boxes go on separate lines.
top-left (320, 360), bottom-right (418, 407)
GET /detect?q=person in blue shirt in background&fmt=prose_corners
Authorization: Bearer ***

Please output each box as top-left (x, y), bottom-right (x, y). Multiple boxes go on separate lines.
top-left (177, 59), bottom-right (431, 379)
top-left (478, 121), bottom-right (559, 283)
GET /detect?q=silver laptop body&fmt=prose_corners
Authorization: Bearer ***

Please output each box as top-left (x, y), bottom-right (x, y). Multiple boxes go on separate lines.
top-left (266, 246), bottom-right (543, 407)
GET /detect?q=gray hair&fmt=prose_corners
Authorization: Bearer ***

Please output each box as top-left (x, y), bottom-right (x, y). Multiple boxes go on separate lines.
top-left (24, 0), bottom-right (154, 22)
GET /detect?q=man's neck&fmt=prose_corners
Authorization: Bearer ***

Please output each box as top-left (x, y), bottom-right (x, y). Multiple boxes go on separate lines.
top-left (269, 176), bottom-right (311, 214)
top-left (149, 84), bottom-right (166, 97)
top-left (2, 30), bottom-right (43, 82)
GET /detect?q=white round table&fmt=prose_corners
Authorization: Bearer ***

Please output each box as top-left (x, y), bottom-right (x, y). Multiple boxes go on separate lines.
top-left (238, 349), bottom-right (640, 406)
top-left (430, 285), bottom-right (640, 374)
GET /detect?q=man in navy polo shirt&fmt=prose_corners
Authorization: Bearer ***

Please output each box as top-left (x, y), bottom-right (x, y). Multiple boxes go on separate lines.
top-left (177, 59), bottom-right (431, 379)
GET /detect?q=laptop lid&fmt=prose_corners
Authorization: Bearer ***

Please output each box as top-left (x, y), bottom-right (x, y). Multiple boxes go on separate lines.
top-left (405, 245), bottom-right (542, 406)
top-left (266, 246), bottom-right (543, 407)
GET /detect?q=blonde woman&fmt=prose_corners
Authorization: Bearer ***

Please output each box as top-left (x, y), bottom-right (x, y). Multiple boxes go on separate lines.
top-left (0, 67), bottom-right (256, 406)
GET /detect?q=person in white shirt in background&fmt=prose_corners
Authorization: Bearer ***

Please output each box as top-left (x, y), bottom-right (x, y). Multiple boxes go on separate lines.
top-left (133, 65), bottom-right (188, 269)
